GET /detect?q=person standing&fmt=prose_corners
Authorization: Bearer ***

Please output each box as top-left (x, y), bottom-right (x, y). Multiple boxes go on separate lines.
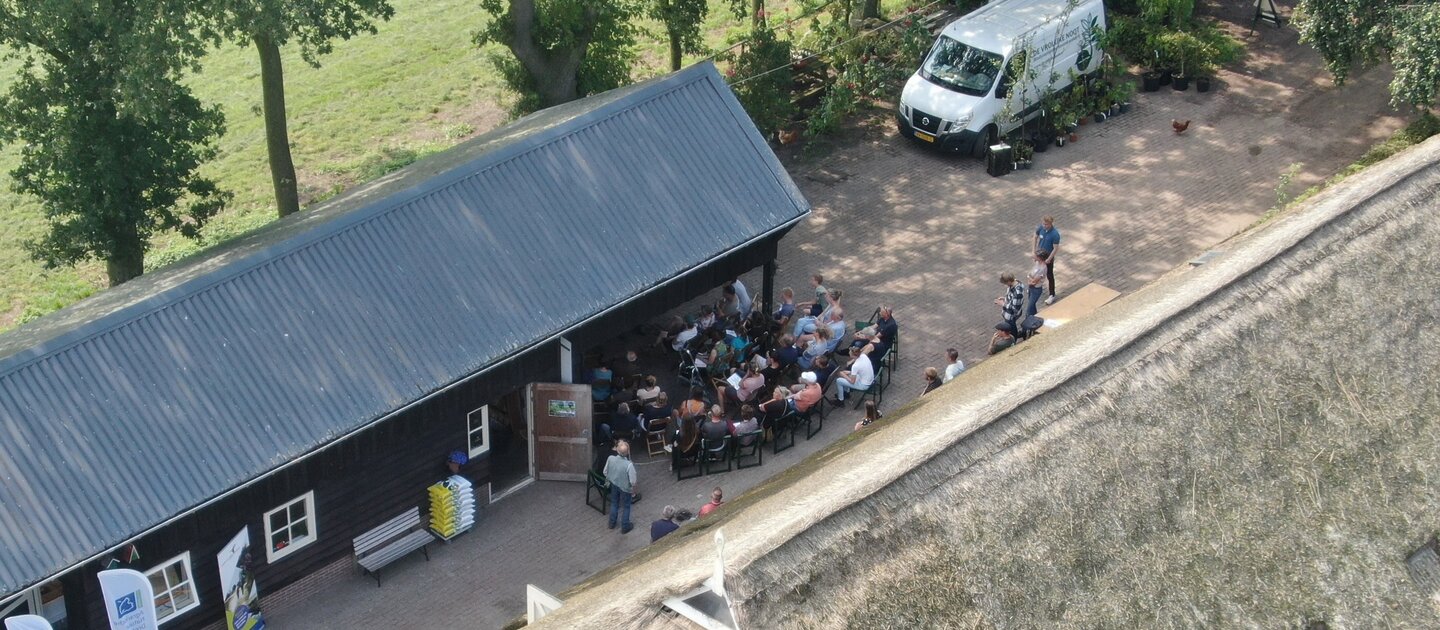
top-left (1033, 215), bottom-right (1061, 304)
top-left (604, 440), bottom-right (638, 534)
top-left (1025, 252), bottom-right (1048, 321)
top-left (995, 272), bottom-right (1025, 334)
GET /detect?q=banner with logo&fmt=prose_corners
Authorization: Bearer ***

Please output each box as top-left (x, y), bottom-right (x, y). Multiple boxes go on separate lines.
top-left (3, 615), bottom-right (54, 630)
top-left (217, 528), bottom-right (265, 630)
top-left (97, 569), bottom-right (158, 630)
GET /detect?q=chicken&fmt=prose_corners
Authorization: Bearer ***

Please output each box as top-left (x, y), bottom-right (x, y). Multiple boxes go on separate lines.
top-left (1172, 119), bottom-right (1192, 135)
top-left (778, 128), bottom-right (801, 145)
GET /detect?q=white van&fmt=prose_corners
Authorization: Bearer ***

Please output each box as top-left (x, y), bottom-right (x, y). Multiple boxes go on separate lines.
top-left (897, 0), bottom-right (1106, 157)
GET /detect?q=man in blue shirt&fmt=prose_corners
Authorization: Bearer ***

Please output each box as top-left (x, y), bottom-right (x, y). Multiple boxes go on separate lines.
top-left (1033, 215), bottom-right (1061, 305)
top-left (651, 505), bottom-right (680, 542)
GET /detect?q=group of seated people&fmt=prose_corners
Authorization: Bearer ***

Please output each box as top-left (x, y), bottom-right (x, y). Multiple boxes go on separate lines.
top-left (597, 274), bottom-right (902, 466)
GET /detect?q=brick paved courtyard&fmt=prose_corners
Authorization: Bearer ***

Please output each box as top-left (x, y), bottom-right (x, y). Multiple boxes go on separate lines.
top-left (263, 9), bottom-right (1405, 628)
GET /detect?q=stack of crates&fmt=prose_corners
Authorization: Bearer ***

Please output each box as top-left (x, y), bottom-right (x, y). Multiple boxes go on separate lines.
top-left (427, 475), bottom-right (476, 540)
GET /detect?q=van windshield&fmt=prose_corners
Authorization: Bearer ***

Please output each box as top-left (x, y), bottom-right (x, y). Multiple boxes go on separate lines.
top-left (919, 36), bottom-right (1003, 96)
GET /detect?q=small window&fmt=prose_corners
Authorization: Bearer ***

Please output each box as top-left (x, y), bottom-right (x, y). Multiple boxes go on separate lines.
top-left (467, 406), bottom-right (491, 458)
top-left (146, 552), bottom-right (198, 624)
top-left (264, 491), bottom-right (317, 563)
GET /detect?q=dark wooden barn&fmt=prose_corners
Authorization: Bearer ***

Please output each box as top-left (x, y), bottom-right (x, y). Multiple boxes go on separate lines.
top-left (0, 62), bottom-right (809, 629)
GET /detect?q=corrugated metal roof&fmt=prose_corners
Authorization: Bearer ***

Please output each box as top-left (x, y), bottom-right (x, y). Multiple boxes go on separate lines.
top-left (0, 61), bottom-right (809, 596)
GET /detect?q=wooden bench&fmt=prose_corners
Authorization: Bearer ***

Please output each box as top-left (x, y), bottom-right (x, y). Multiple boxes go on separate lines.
top-left (353, 507), bottom-right (433, 587)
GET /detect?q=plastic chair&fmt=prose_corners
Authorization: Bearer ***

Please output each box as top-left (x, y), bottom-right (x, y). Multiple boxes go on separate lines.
top-left (733, 430), bottom-right (764, 469)
top-left (771, 411), bottom-right (798, 454)
top-left (700, 436), bottom-right (733, 475)
top-left (851, 364), bottom-right (886, 410)
top-left (797, 406), bottom-right (824, 440)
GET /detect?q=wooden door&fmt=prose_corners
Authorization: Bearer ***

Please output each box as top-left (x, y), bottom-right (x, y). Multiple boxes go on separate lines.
top-left (529, 383), bottom-right (592, 482)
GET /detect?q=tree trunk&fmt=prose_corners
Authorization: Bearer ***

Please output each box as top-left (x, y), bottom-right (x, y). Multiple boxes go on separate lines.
top-left (106, 234), bottom-right (145, 287)
top-left (861, 0), bottom-right (880, 20)
top-left (506, 0), bottom-right (594, 108)
top-left (255, 33), bottom-right (300, 218)
top-left (668, 31), bottom-right (683, 71)
top-left (751, 0), bottom-right (764, 26)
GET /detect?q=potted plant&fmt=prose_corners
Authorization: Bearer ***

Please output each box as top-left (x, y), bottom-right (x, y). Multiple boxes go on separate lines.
top-left (1112, 80), bottom-right (1136, 113)
top-left (1012, 138), bottom-right (1035, 169)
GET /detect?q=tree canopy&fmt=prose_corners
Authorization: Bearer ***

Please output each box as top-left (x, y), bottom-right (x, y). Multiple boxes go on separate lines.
top-left (203, 0), bottom-right (396, 218)
top-left (475, 0), bottom-right (640, 114)
top-left (1295, 0), bottom-right (1440, 108)
top-left (0, 0), bottom-right (229, 286)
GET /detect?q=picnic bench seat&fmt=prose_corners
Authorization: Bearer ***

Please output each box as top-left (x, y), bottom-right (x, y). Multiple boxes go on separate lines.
top-left (353, 507), bottom-right (433, 587)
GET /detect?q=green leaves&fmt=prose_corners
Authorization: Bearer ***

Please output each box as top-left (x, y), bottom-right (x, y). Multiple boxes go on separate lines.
top-left (476, 0), bottom-right (640, 115)
top-left (1295, 0), bottom-right (1440, 108)
top-left (0, 0), bottom-right (229, 285)
top-left (205, 0), bottom-right (396, 67)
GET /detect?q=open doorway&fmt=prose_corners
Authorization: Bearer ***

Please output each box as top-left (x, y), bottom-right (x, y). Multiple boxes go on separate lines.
top-left (487, 389), bottom-right (531, 500)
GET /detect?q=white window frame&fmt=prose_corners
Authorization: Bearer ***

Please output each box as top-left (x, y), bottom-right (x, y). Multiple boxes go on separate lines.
top-left (264, 491), bottom-right (318, 563)
top-left (0, 587), bottom-right (40, 618)
top-left (145, 552), bottom-right (199, 624)
top-left (467, 406), bottom-right (491, 459)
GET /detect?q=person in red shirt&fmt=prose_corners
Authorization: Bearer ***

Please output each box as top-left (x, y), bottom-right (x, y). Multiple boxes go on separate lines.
top-left (698, 487), bottom-right (725, 518)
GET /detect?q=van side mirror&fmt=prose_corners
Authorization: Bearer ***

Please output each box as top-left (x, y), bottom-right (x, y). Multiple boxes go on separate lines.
top-left (995, 84), bottom-right (1009, 99)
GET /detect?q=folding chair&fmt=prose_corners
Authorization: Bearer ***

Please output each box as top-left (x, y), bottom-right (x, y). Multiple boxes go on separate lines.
top-left (700, 436), bottom-right (733, 475)
top-left (733, 431), bottom-right (764, 469)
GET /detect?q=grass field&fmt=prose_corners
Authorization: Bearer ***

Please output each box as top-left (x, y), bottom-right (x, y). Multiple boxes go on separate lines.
top-left (0, 0), bottom-right (914, 330)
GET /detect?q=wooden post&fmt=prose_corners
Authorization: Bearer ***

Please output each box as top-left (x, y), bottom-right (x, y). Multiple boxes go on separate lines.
top-left (762, 259), bottom-right (777, 319)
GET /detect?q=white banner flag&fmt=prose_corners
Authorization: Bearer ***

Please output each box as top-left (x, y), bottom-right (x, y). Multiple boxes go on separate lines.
top-left (3, 615), bottom-right (54, 630)
top-left (97, 569), bottom-right (159, 630)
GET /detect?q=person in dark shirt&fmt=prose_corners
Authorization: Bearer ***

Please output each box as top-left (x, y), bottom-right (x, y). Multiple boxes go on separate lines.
top-left (775, 334), bottom-right (800, 371)
top-left (641, 392), bottom-right (675, 432)
top-left (609, 402), bottom-right (642, 442)
top-left (700, 405), bottom-right (730, 442)
top-left (759, 387), bottom-right (789, 430)
top-left (922, 367), bottom-right (942, 395)
top-left (760, 350), bottom-right (783, 387)
top-left (812, 354), bottom-right (837, 397)
top-left (651, 505), bottom-right (680, 543)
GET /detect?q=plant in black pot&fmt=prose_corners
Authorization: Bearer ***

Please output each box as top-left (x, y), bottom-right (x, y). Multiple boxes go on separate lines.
top-left (1012, 138), bottom-right (1035, 170)
top-left (1112, 80), bottom-right (1136, 113)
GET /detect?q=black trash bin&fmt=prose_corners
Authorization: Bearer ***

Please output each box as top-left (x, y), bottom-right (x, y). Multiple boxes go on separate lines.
top-left (986, 143), bottom-right (1014, 177)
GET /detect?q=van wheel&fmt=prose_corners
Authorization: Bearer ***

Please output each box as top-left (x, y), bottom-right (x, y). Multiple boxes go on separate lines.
top-left (971, 126), bottom-right (996, 159)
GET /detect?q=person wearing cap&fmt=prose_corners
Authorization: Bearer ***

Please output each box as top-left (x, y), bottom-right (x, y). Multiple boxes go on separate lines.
top-left (789, 371), bottom-right (823, 413)
top-left (651, 505), bottom-right (681, 542)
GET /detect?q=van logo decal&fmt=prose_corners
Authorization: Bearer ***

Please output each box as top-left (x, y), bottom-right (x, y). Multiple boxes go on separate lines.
top-left (922, 116), bottom-right (931, 126)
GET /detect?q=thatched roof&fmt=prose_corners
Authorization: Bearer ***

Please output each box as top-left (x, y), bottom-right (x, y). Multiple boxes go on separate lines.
top-left (532, 137), bottom-right (1440, 628)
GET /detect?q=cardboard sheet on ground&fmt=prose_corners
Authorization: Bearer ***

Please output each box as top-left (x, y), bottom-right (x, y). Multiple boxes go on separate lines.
top-left (1038, 283), bottom-right (1120, 329)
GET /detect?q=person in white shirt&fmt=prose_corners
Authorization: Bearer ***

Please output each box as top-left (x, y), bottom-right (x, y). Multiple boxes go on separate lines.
top-left (830, 347), bottom-right (875, 405)
top-left (731, 278), bottom-right (752, 319)
top-left (942, 348), bottom-right (965, 383)
top-left (671, 316), bottom-right (699, 351)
